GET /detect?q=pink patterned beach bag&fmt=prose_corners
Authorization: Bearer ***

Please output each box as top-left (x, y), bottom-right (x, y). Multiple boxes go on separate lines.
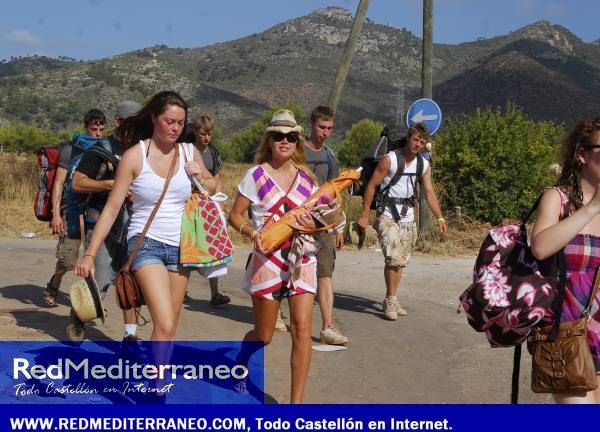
top-left (459, 192), bottom-right (567, 347)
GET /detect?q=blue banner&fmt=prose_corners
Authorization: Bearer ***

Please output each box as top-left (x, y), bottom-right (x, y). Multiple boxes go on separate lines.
top-left (0, 341), bottom-right (264, 404)
top-left (0, 404), bottom-right (597, 431)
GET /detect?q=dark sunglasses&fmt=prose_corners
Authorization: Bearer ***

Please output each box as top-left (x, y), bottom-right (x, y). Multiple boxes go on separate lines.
top-left (582, 144), bottom-right (600, 149)
top-left (271, 132), bottom-right (299, 143)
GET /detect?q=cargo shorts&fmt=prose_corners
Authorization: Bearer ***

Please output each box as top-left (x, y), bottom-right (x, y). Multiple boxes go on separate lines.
top-left (374, 215), bottom-right (418, 268)
top-left (316, 233), bottom-right (336, 278)
top-left (55, 232), bottom-right (81, 272)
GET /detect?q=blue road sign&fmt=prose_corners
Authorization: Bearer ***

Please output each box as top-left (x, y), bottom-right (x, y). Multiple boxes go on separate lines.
top-left (406, 98), bottom-right (443, 135)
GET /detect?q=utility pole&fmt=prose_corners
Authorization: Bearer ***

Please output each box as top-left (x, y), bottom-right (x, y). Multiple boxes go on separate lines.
top-left (328, 0), bottom-right (371, 112)
top-left (422, 0), bottom-right (433, 99)
top-left (419, 0), bottom-right (433, 233)
top-left (395, 81), bottom-right (405, 126)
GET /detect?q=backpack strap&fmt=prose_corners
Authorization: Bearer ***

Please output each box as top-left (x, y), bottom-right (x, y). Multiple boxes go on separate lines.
top-left (325, 146), bottom-right (335, 181)
top-left (416, 152), bottom-right (424, 185)
top-left (208, 145), bottom-right (222, 176)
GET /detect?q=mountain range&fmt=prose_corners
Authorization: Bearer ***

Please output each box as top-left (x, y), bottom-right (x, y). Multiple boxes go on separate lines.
top-left (1, 7), bottom-right (599, 137)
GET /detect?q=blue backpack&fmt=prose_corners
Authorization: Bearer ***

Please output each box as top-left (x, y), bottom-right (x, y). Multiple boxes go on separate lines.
top-left (65, 133), bottom-right (112, 238)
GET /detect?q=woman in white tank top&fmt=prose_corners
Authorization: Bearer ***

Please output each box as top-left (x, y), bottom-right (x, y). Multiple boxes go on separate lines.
top-left (75, 91), bottom-right (217, 350)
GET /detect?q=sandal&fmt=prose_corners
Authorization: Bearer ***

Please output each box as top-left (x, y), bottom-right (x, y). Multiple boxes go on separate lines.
top-left (209, 293), bottom-right (231, 307)
top-left (42, 275), bottom-right (59, 307)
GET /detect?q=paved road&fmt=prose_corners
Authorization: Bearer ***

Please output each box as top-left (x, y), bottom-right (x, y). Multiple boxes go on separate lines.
top-left (0, 239), bottom-right (551, 403)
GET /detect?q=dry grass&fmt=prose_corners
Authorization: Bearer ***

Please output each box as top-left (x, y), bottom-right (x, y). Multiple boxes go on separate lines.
top-left (0, 153), bottom-right (54, 239)
top-left (416, 213), bottom-right (491, 256)
top-left (0, 155), bottom-right (488, 254)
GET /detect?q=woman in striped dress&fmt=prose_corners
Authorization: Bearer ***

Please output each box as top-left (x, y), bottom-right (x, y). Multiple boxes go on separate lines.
top-left (532, 117), bottom-right (600, 403)
top-left (229, 109), bottom-right (319, 403)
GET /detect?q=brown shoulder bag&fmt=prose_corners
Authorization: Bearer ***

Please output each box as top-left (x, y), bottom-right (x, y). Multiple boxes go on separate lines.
top-left (116, 143), bottom-right (179, 311)
top-left (527, 266), bottom-right (600, 394)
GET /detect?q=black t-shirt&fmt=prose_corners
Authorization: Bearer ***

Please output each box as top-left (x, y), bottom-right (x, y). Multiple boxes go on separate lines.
top-left (75, 137), bottom-right (123, 214)
top-left (57, 143), bottom-right (72, 216)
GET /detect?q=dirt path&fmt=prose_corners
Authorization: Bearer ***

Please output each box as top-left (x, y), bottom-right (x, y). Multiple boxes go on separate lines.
top-left (0, 239), bottom-right (551, 403)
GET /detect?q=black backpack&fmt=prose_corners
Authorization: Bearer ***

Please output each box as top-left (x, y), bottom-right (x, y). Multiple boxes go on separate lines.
top-left (351, 125), bottom-right (424, 216)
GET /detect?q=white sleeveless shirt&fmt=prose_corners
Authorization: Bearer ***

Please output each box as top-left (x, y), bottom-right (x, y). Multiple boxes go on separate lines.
top-left (127, 141), bottom-right (193, 246)
top-left (380, 151), bottom-right (430, 223)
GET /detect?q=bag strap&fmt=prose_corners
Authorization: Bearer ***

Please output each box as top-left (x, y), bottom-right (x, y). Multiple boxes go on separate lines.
top-left (583, 267), bottom-right (600, 317)
top-left (123, 142), bottom-right (179, 271)
top-left (511, 345), bottom-right (521, 404)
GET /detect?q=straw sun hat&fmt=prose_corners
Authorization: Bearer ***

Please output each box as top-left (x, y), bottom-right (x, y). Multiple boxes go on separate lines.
top-left (70, 276), bottom-right (106, 323)
top-left (265, 109), bottom-right (304, 135)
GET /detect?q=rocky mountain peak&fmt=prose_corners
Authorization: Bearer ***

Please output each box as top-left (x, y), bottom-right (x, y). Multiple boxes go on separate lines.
top-left (309, 7), bottom-right (353, 22)
top-left (511, 20), bottom-right (578, 54)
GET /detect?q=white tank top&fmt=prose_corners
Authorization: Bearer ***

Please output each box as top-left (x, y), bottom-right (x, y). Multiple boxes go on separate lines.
top-left (380, 151), bottom-right (430, 223)
top-left (127, 141), bottom-right (193, 246)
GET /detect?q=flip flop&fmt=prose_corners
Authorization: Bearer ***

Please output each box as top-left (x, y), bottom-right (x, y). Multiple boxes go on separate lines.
top-left (42, 276), bottom-right (59, 306)
top-left (209, 293), bottom-right (231, 307)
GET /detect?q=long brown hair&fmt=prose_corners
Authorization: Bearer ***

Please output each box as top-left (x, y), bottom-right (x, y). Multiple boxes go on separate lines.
top-left (255, 132), bottom-right (318, 185)
top-left (557, 117), bottom-right (600, 210)
top-left (116, 91), bottom-right (188, 149)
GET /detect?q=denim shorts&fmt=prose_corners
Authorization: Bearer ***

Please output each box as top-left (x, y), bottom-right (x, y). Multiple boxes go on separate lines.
top-left (128, 235), bottom-right (186, 273)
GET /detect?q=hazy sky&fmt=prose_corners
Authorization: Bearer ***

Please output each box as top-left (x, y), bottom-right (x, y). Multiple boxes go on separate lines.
top-left (1, 0), bottom-right (598, 61)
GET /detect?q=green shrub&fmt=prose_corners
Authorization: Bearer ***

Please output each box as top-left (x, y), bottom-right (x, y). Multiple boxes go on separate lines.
top-left (337, 118), bottom-right (384, 167)
top-left (0, 122), bottom-right (66, 153)
top-left (433, 105), bottom-right (563, 223)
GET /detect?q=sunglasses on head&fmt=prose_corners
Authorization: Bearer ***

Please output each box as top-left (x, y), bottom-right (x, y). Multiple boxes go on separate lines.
top-left (271, 132), bottom-right (299, 143)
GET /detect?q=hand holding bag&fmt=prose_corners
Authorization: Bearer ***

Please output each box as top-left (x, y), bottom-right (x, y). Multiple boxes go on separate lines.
top-left (116, 144), bottom-right (179, 311)
top-left (527, 266), bottom-right (600, 394)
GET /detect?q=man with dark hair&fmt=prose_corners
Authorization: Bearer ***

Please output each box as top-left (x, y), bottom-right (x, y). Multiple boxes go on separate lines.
top-left (67, 101), bottom-right (142, 342)
top-left (357, 123), bottom-right (447, 321)
top-left (302, 105), bottom-right (349, 345)
top-left (42, 109), bottom-right (106, 307)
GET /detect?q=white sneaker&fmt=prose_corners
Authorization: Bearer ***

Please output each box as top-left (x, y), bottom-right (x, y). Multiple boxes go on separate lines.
top-left (274, 312), bottom-right (287, 332)
top-left (396, 303), bottom-right (408, 316)
top-left (383, 298), bottom-right (399, 321)
top-left (320, 325), bottom-right (349, 345)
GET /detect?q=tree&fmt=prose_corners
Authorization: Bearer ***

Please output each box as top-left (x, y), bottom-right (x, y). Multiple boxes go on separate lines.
top-left (337, 118), bottom-right (384, 167)
top-left (433, 105), bottom-right (563, 223)
top-left (220, 103), bottom-right (305, 163)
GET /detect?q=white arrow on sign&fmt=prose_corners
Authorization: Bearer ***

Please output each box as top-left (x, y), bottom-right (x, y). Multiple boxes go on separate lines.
top-left (410, 110), bottom-right (438, 123)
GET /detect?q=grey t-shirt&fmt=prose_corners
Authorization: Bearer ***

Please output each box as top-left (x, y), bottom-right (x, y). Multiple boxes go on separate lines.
top-left (304, 145), bottom-right (339, 185)
top-left (200, 144), bottom-right (222, 176)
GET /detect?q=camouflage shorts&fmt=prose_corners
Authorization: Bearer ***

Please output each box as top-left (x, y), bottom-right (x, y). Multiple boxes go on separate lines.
top-left (374, 216), bottom-right (418, 268)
